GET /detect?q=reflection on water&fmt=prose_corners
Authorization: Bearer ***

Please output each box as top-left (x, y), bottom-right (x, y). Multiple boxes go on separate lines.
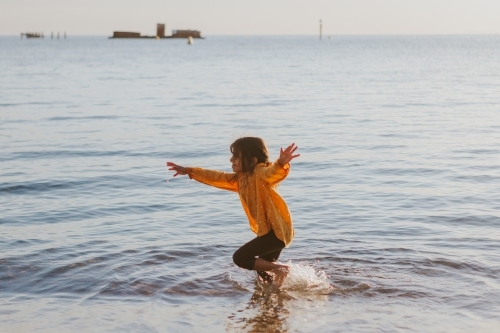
top-left (227, 288), bottom-right (333, 333)
top-left (228, 288), bottom-right (292, 333)
top-left (228, 265), bottom-right (333, 333)
top-left (235, 290), bottom-right (292, 332)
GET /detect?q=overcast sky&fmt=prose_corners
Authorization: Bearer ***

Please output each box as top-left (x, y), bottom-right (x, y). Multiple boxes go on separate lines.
top-left (1, 0), bottom-right (499, 36)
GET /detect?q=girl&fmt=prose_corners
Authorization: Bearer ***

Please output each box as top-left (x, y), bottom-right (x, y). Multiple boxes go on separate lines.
top-left (167, 137), bottom-right (299, 285)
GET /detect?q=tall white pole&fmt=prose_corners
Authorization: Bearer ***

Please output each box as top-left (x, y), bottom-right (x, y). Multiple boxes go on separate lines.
top-left (319, 19), bottom-right (322, 40)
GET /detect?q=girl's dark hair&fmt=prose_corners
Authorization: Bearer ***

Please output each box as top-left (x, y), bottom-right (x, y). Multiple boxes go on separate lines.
top-left (230, 137), bottom-right (270, 174)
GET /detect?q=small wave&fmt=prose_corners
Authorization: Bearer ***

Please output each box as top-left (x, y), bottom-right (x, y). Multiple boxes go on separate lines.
top-left (454, 148), bottom-right (499, 155)
top-left (163, 272), bottom-right (249, 297)
top-left (373, 167), bottom-right (444, 176)
top-left (0, 101), bottom-right (54, 107)
top-left (98, 277), bottom-right (162, 297)
top-left (425, 258), bottom-right (494, 274)
top-left (46, 115), bottom-right (120, 121)
top-left (454, 174), bottom-right (500, 183)
top-left (428, 215), bottom-right (500, 227)
top-left (0, 181), bottom-right (72, 194)
top-left (0, 173), bottom-right (159, 197)
top-left (193, 101), bottom-right (285, 108)
top-left (0, 149), bottom-right (155, 162)
top-left (361, 287), bottom-right (429, 299)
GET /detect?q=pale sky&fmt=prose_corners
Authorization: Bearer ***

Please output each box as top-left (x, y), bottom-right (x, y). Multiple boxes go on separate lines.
top-left (1, 0), bottom-right (499, 36)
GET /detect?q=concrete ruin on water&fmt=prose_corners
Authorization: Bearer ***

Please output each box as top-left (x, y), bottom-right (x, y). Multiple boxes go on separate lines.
top-left (110, 24), bottom-right (203, 39)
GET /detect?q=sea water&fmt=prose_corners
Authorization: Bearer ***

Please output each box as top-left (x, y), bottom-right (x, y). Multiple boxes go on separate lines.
top-left (1, 35), bottom-right (499, 332)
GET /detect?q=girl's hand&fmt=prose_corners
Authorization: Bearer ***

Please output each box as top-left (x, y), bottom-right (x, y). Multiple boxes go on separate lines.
top-left (166, 162), bottom-right (188, 177)
top-left (278, 143), bottom-right (300, 166)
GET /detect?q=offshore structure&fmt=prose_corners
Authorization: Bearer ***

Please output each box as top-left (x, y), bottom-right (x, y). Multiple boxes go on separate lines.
top-left (21, 32), bottom-right (44, 38)
top-left (110, 23), bottom-right (202, 39)
top-left (21, 32), bottom-right (67, 39)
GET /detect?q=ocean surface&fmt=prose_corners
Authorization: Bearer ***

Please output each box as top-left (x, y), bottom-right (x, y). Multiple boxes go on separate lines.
top-left (1, 35), bottom-right (499, 332)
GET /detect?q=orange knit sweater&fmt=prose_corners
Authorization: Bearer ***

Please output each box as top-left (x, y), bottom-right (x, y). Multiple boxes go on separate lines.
top-left (186, 160), bottom-right (294, 246)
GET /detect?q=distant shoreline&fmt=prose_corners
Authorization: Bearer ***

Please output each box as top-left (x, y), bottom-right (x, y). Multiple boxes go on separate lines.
top-left (1, 33), bottom-right (499, 38)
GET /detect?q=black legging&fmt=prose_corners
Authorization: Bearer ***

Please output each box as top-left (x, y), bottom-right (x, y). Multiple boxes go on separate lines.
top-left (232, 229), bottom-right (285, 271)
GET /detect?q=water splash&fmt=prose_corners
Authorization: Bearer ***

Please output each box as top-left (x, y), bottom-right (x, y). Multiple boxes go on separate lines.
top-left (256, 261), bottom-right (336, 294)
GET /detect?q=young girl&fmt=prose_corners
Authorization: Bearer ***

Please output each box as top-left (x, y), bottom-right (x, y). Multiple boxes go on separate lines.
top-left (167, 137), bottom-right (299, 285)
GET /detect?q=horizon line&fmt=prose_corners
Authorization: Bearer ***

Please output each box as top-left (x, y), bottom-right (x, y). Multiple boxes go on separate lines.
top-left (2, 33), bottom-right (499, 37)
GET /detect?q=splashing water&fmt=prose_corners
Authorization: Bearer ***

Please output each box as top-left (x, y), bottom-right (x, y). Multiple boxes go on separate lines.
top-left (257, 261), bottom-right (336, 294)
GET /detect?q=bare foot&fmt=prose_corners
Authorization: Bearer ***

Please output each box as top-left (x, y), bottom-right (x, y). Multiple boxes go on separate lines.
top-left (271, 266), bottom-right (290, 288)
top-left (256, 271), bottom-right (273, 285)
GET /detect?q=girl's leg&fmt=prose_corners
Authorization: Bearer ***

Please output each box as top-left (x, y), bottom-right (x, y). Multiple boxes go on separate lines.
top-left (232, 230), bottom-right (285, 271)
top-left (252, 258), bottom-right (287, 271)
top-left (256, 249), bottom-right (282, 282)
top-left (260, 249), bottom-right (282, 263)
top-left (253, 257), bottom-right (290, 286)
top-left (233, 230), bottom-right (289, 284)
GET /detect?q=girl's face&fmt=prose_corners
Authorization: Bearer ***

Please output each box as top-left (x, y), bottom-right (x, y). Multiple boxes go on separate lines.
top-left (230, 153), bottom-right (242, 172)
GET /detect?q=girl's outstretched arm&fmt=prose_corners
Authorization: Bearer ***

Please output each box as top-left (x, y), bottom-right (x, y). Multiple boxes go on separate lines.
top-left (167, 162), bottom-right (187, 177)
top-left (278, 143), bottom-right (300, 166)
top-left (167, 162), bottom-right (238, 192)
